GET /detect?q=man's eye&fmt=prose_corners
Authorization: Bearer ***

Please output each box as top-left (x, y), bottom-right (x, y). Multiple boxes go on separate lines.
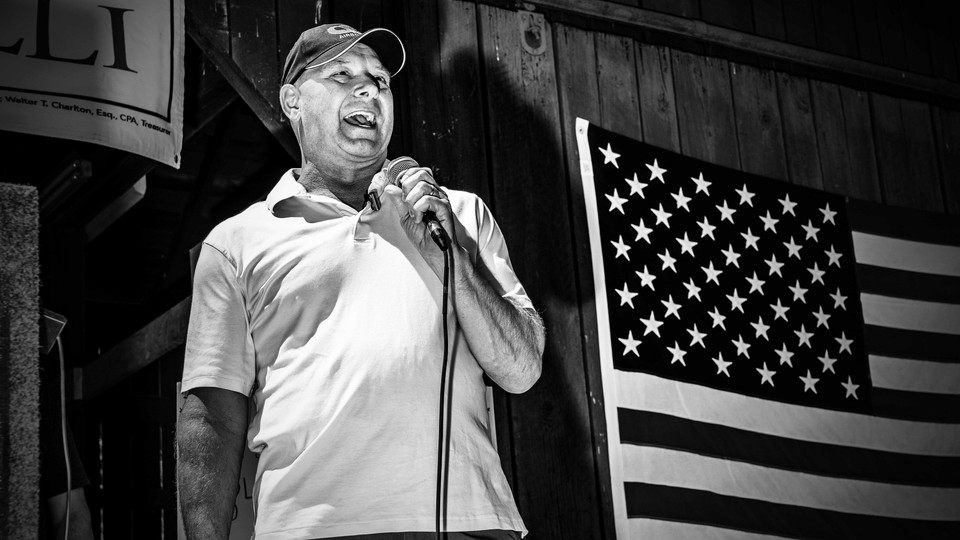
top-left (376, 75), bottom-right (390, 87)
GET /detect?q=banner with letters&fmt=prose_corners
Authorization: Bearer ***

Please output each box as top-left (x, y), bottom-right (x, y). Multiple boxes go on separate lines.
top-left (0, 0), bottom-right (184, 168)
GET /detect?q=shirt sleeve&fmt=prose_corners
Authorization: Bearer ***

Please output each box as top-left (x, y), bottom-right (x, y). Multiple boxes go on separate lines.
top-left (180, 242), bottom-right (256, 396)
top-left (470, 196), bottom-right (535, 311)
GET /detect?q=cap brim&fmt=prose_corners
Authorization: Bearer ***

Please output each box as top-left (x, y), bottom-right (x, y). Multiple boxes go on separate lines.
top-left (307, 28), bottom-right (406, 76)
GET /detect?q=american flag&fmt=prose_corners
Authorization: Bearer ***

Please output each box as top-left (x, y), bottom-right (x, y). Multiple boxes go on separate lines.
top-left (575, 118), bottom-right (960, 539)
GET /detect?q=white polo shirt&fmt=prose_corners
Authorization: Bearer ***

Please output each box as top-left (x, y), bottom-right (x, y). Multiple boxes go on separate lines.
top-left (182, 169), bottom-right (530, 539)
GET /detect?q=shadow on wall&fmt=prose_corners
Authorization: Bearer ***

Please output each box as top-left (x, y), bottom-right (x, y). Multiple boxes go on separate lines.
top-left (405, 6), bottom-right (604, 538)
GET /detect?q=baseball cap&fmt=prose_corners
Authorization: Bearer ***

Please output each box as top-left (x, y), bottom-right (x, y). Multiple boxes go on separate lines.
top-left (281, 24), bottom-right (406, 86)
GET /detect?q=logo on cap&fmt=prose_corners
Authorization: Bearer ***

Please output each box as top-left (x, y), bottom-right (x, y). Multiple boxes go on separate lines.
top-left (327, 25), bottom-right (360, 39)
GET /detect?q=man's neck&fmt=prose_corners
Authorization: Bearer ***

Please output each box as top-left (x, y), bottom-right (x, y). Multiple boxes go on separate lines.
top-left (297, 162), bottom-right (378, 211)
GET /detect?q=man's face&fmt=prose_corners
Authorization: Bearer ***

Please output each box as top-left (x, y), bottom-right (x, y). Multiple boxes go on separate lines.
top-left (294, 43), bottom-right (394, 170)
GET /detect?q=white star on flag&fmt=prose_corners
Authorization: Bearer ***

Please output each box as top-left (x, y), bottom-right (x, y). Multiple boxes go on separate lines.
top-left (687, 324), bottom-right (707, 348)
top-left (820, 203), bottom-right (837, 224)
top-left (599, 143), bottom-right (620, 167)
top-left (671, 188), bottom-right (692, 211)
top-left (707, 307), bottom-right (726, 329)
top-left (800, 370), bottom-right (819, 393)
top-left (606, 189), bottom-right (628, 214)
top-left (646, 159), bottom-right (667, 182)
top-left (691, 172), bottom-right (711, 194)
top-left (651, 204), bottom-right (673, 227)
top-left (619, 331), bottom-right (641, 356)
top-left (610, 235), bottom-right (631, 260)
top-left (615, 283), bottom-right (638, 308)
top-left (625, 172), bottom-right (648, 197)
top-left (779, 194), bottom-right (797, 216)
top-left (635, 266), bottom-right (657, 290)
top-left (735, 184), bottom-right (755, 207)
top-left (819, 351), bottom-right (837, 374)
top-left (632, 220), bottom-right (653, 243)
top-left (717, 200), bottom-right (737, 223)
top-left (661, 295), bottom-right (682, 319)
top-left (640, 311), bottom-right (664, 337)
top-left (757, 362), bottom-right (776, 386)
top-left (667, 341), bottom-right (687, 365)
top-left (712, 352), bottom-right (732, 376)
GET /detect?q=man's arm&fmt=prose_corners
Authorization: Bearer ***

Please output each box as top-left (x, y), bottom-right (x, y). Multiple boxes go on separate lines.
top-left (393, 169), bottom-right (545, 393)
top-left (177, 387), bottom-right (248, 539)
top-left (449, 247), bottom-right (545, 393)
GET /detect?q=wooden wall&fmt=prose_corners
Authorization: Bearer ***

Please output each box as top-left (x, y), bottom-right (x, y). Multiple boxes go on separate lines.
top-left (76, 0), bottom-right (960, 538)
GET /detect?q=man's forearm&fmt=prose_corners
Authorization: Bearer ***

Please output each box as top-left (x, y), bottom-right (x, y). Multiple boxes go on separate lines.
top-left (451, 246), bottom-right (545, 393)
top-left (177, 392), bottom-right (247, 539)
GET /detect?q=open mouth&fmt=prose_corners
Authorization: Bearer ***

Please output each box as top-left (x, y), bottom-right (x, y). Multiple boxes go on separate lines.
top-left (343, 111), bottom-right (377, 129)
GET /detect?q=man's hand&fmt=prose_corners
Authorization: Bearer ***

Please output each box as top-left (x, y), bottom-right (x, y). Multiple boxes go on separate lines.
top-left (394, 167), bottom-right (456, 278)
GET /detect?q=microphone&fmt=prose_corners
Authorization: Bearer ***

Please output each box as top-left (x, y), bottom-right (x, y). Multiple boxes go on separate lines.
top-left (382, 156), bottom-right (450, 251)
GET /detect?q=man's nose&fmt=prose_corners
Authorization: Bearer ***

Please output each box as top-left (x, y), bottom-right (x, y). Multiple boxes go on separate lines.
top-left (354, 75), bottom-right (380, 98)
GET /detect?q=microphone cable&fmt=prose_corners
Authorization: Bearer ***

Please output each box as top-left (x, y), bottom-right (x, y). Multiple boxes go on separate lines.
top-left (436, 246), bottom-right (452, 540)
top-left (57, 335), bottom-right (72, 540)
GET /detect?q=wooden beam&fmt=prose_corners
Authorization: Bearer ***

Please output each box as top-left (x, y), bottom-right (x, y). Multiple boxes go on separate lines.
top-left (78, 296), bottom-right (191, 400)
top-left (186, 17), bottom-right (300, 161)
top-left (514, 0), bottom-right (960, 101)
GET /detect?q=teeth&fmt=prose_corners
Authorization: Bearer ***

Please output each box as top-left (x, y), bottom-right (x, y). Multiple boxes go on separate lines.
top-left (346, 111), bottom-right (375, 126)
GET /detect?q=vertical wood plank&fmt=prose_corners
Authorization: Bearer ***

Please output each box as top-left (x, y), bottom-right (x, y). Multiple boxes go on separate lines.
top-left (187, 0), bottom-right (230, 53)
top-left (229, 0), bottom-right (279, 111)
top-left (131, 364), bottom-right (162, 538)
top-left (932, 107), bottom-right (960, 215)
top-left (898, 0), bottom-right (932, 76)
top-left (479, 6), bottom-right (601, 539)
top-left (782, 0), bottom-right (817, 49)
top-left (875, 0), bottom-right (908, 70)
top-left (596, 33), bottom-right (642, 140)
top-left (636, 43), bottom-right (680, 152)
top-left (851, 0), bottom-right (883, 64)
top-left (810, 82), bottom-right (882, 200)
top-left (812, 0), bottom-right (858, 58)
top-left (809, 81), bottom-right (851, 196)
top-left (435, 0), bottom-right (490, 198)
top-left (837, 87), bottom-right (882, 201)
top-left (700, 0), bottom-right (754, 32)
top-left (730, 63), bottom-right (787, 180)
top-left (403, 0), bottom-right (491, 200)
top-left (160, 353), bottom-right (182, 539)
top-left (554, 22), bottom-right (615, 540)
top-left (100, 381), bottom-right (133, 538)
top-left (927, 5), bottom-right (960, 81)
top-left (776, 73), bottom-right (823, 189)
top-left (276, 2), bottom-right (319, 79)
top-left (671, 50), bottom-right (740, 169)
top-left (871, 94), bottom-right (943, 210)
top-left (752, 0), bottom-right (786, 41)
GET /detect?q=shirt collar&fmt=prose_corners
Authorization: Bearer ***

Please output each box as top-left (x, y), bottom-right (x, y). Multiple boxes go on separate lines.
top-left (266, 169), bottom-right (308, 213)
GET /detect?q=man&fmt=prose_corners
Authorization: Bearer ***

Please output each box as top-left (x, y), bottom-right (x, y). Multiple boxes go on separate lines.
top-left (176, 23), bottom-right (545, 540)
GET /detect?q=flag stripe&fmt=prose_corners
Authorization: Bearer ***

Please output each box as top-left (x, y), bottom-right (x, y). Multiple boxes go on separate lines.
top-left (857, 264), bottom-right (960, 303)
top-left (624, 483), bottom-right (960, 539)
top-left (622, 445), bottom-right (960, 520)
top-left (625, 518), bottom-right (791, 540)
top-left (871, 355), bottom-right (960, 394)
top-left (852, 232), bottom-right (960, 276)
top-left (861, 293), bottom-right (960, 335)
top-left (616, 372), bottom-right (960, 455)
top-left (872, 387), bottom-right (960, 423)
top-left (847, 198), bottom-right (960, 246)
top-left (617, 408), bottom-right (960, 486)
top-left (864, 325), bottom-right (960, 363)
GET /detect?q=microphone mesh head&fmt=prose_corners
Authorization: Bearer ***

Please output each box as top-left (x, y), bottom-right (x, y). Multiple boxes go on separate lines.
top-left (384, 156), bottom-right (419, 185)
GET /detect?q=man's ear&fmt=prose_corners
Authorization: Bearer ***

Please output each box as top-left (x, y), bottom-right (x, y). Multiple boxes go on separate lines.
top-left (279, 83), bottom-right (301, 122)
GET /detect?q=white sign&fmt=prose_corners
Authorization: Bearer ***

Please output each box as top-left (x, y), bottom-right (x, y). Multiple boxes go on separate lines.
top-left (0, 0), bottom-right (184, 168)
